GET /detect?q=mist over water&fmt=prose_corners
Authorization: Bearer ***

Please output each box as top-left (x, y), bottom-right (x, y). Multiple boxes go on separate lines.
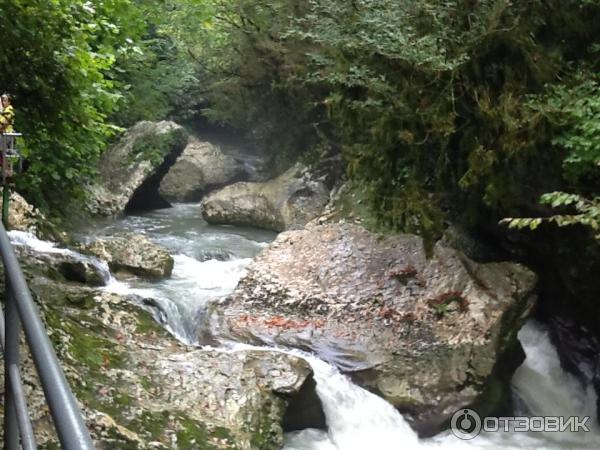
top-left (11, 204), bottom-right (600, 449)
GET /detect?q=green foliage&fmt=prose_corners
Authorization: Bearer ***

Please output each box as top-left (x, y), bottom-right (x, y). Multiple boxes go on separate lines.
top-left (3, 0), bottom-right (600, 237)
top-left (502, 71), bottom-right (600, 237)
top-left (549, 78), bottom-right (600, 183)
top-left (0, 0), bottom-right (144, 208)
top-left (504, 192), bottom-right (600, 238)
top-left (110, 1), bottom-right (210, 126)
top-left (128, 127), bottom-right (188, 166)
top-left (197, 0), bottom-right (600, 241)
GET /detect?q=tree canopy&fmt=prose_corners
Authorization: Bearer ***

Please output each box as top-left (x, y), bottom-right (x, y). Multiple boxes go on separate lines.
top-left (1, 0), bottom-right (600, 240)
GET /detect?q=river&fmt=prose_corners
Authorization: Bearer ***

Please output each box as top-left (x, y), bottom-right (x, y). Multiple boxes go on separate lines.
top-left (10, 203), bottom-right (600, 450)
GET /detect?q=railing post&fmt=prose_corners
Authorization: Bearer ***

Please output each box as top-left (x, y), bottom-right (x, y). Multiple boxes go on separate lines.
top-left (4, 275), bottom-right (21, 450)
top-left (1, 134), bottom-right (7, 228)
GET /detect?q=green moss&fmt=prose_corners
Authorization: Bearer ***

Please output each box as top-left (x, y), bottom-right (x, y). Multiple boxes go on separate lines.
top-left (38, 442), bottom-right (61, 450)
top-left (133, 306), bottom-right (166, 335)
top-left (176, 415), bottom-right (238, 450)
top-left (129, 128), bottom-right (188, 167)
top-left (249, 399), bottom-right (283, 450)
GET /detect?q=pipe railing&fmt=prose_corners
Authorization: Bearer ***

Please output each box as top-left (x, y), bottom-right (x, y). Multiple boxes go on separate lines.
top-left (0, 219), bottom-right (94, 449)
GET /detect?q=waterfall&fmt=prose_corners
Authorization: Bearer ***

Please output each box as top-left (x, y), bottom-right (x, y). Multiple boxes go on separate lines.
top-left (284, 320), bottom-right (600, 450)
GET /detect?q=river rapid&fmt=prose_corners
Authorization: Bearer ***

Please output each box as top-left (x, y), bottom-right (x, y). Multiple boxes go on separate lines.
top-left (11, 203), bottom-right (600, 450)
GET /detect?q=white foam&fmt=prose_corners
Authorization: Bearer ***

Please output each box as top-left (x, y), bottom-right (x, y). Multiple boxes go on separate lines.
top-left (8, 230), bottom-right (69, 254)
top-left (283, 320), bottom-right (600, 450)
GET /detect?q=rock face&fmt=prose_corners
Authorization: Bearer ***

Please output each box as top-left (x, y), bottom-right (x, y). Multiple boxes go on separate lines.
top-left (81, 233), bottom-right (174, 280)
top-left (209, 223), bottom-right (537, 435)
top-left (159, 138), bottom-right (246, 202)
top-left (7, 192), bottom-right (40, 232)
top-left (201, 164), bottom-right (330, 232)
top-left (5, 241), bottom-right (324, 450)
top-left (6, 192), bottom-right (66, 241)
top-left (87, 121), bottom-right (188, 216)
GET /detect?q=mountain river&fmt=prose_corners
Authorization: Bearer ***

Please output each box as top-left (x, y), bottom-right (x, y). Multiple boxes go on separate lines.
top-left (10, 203), bottom-right (600, 450)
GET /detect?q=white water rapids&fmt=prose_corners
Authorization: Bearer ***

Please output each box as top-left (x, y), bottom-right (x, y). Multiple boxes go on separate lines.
top-left (9, 204), bottom-right (600, 450)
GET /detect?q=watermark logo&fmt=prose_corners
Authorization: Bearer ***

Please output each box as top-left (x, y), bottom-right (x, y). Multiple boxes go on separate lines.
top-left (450, 409), bottom-right (591, 440)
top-left (451, 409), bottom-right (482, 440)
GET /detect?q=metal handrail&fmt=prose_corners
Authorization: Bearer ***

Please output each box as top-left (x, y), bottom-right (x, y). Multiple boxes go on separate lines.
top-left (0, 220), bottom-right (94, 449)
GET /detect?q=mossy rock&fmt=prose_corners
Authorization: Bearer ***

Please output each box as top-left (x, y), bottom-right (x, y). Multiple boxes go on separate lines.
top-left (5, 269), bottom-right (318, 449)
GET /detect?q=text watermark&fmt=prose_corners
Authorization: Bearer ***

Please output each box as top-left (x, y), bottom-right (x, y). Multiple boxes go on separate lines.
top-left (451, 409), bottom-right (591, 440)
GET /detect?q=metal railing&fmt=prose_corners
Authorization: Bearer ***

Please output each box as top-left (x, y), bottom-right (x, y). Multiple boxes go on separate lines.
top-left (0, 218), bottom-right (94, 449)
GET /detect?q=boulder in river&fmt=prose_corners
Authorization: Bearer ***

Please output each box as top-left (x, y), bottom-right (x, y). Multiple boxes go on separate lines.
top-left (2, 258), bottom-right (324, 449)
top-left (87, 121), bottom-right (188, 216)
top-left (81, 233), bottom-right (174, 280)
top-left (208, 223), bottom-right (537, 436)
top-left (201, 164), bottom-right (329, 232)
top-left (159, 138), bottom-right (246, 202)
top-left (10, 238), bottom-right (109, 287)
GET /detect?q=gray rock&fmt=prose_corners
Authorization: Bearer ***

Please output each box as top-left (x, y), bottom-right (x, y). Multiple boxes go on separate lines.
top-left (87, 121), bottom-right (188, 216)
top-left (81, 233), bottom-right (174, 280)
top-left (201, 164), bottom-right (329, 232)
top-left (6, 192), bottom-right (67, 242)
top-left (209, 223), bottom-right (537, 435)
top-left (14, 244), bottom-right (108, 287)
top-left (159, 138), bottom-right (246, 202)
top-left (3, 271), bottom-right (322, 450)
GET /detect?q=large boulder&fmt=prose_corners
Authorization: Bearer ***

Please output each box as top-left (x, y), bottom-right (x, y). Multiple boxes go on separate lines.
top-left (87, 121), bottom-right (188, 216)
top-left (208, 223), bottom-right (537, 435)
top-left (159, 138), bottom-right (246, 202)
top-left (80, 233), bottom-right (174, 280)
top-left (3, 256), bottom-right (324, 450)
top-left (201, 164), bottom-right (329, 232)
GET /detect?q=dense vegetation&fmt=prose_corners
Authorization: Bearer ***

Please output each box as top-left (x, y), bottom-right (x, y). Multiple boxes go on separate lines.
top-left (2, 1), bottom-right (600, 322)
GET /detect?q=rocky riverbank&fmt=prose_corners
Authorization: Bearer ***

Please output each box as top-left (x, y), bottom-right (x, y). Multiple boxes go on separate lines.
top-left (2, 119), bottom-right (548, 447)
top-left (207, 223), bottom-right (537, 436)
top-left (2, 226), bottom-right (324, 449)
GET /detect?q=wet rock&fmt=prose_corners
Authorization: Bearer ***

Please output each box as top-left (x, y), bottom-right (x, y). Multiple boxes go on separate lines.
top-left (547, 316), bottom-right (600, 424)
top-left (209, 223), bottom-right (537, 436)
top-left (2, 258), bottom-right (323, 449)
top-left (14, 243), bottom-right (108, 287)
top-left (159, 138), bottom-right (246, 202)
top-left (86, 121), bottom-right (188, 216)
top-left (81, 233), bottom-right (174, 280)
top-left (201, 164), bottom-right (329, 232)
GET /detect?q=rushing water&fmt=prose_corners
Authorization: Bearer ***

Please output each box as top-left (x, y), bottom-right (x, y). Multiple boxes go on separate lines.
top-left (73, 203), bottom-right (275, 343)
top-left (10, 204), bottom-right (600, 450)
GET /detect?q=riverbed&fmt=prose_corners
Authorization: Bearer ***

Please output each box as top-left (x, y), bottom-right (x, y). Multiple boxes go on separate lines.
top-left (13, 203), bottom-right (600, 450)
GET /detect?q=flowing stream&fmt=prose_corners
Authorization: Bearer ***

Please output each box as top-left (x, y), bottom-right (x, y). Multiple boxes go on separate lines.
top-left (10, 203), bottom-right (600, 450)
